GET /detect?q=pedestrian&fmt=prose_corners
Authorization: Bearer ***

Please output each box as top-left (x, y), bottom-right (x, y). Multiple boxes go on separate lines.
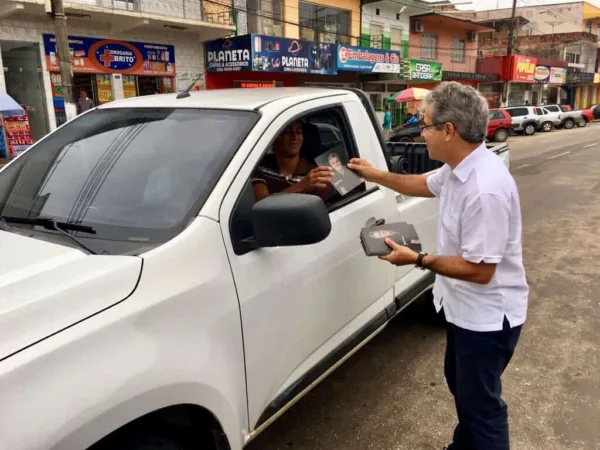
top-left (382, 103), bottom-right (392, 141)
top-left (77, 90), bottom-right (94, 114)
top-left (348, 81), bottom-right (528, 450)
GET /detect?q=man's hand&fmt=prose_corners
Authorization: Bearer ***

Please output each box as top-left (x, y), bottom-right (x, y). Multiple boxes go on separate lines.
top-left (379, 238), bottom-right (419, 266)
top-left (299, 166), bottom-right (334, 190)
top-left (347, 158), bottom-right (380, 182)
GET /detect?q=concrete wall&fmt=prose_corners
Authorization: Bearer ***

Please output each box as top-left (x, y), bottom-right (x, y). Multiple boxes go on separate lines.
top-left (284, 0), bottom-right (360, 44)
top-left (360, 3), bottom-right (413, 58)
top-left (408, 18), bottom-right (479, 73)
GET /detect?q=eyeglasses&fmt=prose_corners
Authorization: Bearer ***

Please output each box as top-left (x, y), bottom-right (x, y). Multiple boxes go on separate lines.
top-left (419, 121), bottom-right (453, 132)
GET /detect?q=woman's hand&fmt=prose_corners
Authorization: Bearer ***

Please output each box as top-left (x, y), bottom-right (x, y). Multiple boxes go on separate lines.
top-left (298, 166), bottom-right (334, 191)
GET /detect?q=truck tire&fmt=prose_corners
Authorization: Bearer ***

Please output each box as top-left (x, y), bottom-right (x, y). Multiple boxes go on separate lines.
top-left (523, 123), bottom-right (536, 135)
top-left (541, 121), bottom-right (553, 132)
top-left (398, 136), bottom-right (414, 142)
top-left (577, 117), bottom-right (587, 127)
top-left (563, 118), bottom-right (575, 129)
top-left (493, 128), bottom-right (508, 142)
top-left (118, 435), bottom-right (186, 450)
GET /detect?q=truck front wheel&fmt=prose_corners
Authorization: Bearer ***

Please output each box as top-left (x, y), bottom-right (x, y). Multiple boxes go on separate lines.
top-left (563, 118), bottom-right (575, 129)
top-left (577, 117), bottom-right (587, 127)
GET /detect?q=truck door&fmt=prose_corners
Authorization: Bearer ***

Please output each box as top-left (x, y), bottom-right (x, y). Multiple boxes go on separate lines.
top-left (219, 96), bottom-right (398, 432)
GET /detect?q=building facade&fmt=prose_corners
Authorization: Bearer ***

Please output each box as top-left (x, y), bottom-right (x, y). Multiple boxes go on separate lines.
top-left (0, 0), bottom-right (235, 139)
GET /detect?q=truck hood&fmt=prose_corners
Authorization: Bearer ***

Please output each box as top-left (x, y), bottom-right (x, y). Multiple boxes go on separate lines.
top-left (0, 230), bottom-right (142, 361)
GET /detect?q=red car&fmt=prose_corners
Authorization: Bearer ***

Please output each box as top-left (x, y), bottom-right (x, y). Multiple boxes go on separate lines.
top-left (488, 108), bottom-right (512, 142)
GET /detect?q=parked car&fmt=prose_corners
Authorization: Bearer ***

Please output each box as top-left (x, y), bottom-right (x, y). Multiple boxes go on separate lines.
top-left (534, 106), bottom-right (561, 132)
top-left (0, 87), bottom-right (511, 450)
top-left (487, 108), bottom-right (512, 142)
top-left (543, 104), bottom-right (582, 129)
top-left (389, 122), bottom-right (422, 142)
top-left (504, 106), bottom-right (541, 135)
top-left (580, 104), bottom-right (600, 124)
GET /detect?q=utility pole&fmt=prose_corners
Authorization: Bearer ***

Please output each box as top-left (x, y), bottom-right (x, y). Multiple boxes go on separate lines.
top-left (506, 0), bottom-right (518, 55)
top-left (48, 0), bottom-right (77, 121)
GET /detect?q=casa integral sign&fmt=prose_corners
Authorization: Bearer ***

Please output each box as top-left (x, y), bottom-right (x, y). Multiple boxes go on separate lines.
top-left (510, 55), bottom-right (537, 82)
top-left (401, 59), bottom-right (442, 81)
top-left (336, 46), bottom-right (400, 73)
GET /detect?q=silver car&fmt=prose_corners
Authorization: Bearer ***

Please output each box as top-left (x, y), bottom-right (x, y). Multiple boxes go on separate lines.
top-left (504, 106), bottom-right (542, 136)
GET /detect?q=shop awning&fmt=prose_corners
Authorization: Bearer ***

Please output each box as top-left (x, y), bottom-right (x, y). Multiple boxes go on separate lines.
top-left (0, 91), bottom-right (24, 116)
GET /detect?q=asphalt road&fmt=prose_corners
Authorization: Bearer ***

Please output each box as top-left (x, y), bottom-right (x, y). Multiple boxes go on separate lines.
top-left (246, 122), bottom-right (600, 450)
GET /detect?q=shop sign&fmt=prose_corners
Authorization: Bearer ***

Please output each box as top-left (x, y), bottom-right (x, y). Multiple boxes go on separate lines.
top-left (509, 55), bottom-right (537, 82)
top-left (594, 73), bottom-right (600, 84)
top-left (549, 67), bottom-right (566, 84)
top-left (205, 35), bottom-right (252, 72)
top-left (534, 65), bottom-right (550, 83)
top-left (251, 35), bottom-right (336, 75)
top-left (400, 59), bottom-right (442, 81)
top-left (205, 34), bottom-right (337, 75)
top-left (336, 46), bottom-right (400, 73)
top-left (566, 71), bottom-right (595, 84)
top-left (233, 80), bottom-right (284, 88)
top-left (442, 71), bottom-right (499, 82)
top-left (42, 34), bottom-right (175, 76)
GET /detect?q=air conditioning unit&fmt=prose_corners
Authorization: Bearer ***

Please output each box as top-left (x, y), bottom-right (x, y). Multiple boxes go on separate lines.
top-left (412, 21), bottom-right (424, 33)
top-left (467, 31), bottom-right (477, 41)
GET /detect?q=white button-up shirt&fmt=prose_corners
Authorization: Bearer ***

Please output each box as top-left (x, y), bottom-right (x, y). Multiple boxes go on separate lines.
top-left (426, 143), bottom-right (529, 332)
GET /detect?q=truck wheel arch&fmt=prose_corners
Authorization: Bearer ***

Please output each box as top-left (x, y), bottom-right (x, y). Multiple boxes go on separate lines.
top-left (48, 384), bottom-right (240, 450)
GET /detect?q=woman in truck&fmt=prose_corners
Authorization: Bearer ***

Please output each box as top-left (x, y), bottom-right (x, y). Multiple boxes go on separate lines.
top-left (251, 119), bottom-right (335, 202)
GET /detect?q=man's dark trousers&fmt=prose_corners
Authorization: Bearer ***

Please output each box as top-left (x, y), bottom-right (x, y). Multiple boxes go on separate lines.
top-left (445, 316), bottom-right (522, 450)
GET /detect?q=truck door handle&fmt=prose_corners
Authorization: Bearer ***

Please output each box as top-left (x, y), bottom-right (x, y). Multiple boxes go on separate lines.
top-left (365, 217), bottom-right (385, 227)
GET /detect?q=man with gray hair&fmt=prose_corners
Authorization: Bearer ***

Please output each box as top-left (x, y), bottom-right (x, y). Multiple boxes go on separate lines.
top-left (348, 81), bottom-right (528, 450)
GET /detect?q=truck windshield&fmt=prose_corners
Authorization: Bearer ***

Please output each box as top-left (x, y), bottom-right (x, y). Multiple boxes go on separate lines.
top-left (0, 107), bottom-right (258, 255)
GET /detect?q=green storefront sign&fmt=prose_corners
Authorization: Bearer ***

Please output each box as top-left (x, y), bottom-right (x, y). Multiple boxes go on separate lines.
top-left (400, 59), bottom-right (443, 82)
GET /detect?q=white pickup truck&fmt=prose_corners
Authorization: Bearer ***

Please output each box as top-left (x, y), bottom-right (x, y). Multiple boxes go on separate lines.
top-left (0, 87), bottom-right (509, 450)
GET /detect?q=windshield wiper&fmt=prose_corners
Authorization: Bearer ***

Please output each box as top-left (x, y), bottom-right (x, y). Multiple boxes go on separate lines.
top-left (1, 215), bottom-right (97, 255)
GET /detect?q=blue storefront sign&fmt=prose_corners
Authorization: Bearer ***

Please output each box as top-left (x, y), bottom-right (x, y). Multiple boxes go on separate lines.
top-left (205, 35), bottom-right (252, 72)
top-left (336, 46), bottom-right (401, 73)
top-left (42, 34), bottom-right (175, 76)
top-left (205, 34), bottom-right (337, 75)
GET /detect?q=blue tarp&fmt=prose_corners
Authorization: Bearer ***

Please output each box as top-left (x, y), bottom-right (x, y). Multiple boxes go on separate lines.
top-left (0, 91), bottom-right (24, 116)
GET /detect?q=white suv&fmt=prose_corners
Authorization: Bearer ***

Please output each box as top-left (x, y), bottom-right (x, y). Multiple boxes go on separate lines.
top-left (504, 106), bottom-right (541, 136)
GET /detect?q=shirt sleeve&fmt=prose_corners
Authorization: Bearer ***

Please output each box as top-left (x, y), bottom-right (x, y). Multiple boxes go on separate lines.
top-left (426, 164), bottom-right (450, 198)
top-left (251, 166), bottom-right (267, 186)
top-left (460, 192), bottom-right (511, 264)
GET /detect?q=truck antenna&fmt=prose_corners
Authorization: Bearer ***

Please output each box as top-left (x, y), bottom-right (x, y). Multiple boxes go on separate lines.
top-left (176, 74), bottom-right (203, 99)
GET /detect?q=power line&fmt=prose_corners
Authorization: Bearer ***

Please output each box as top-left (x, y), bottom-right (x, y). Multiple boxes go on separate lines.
top-left (206, 0), bottom-right (490, 53)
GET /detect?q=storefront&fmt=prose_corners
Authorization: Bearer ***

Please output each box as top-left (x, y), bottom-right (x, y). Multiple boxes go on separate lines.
top-left (323, 44), bottom-right (401, 112)
top-left (532, 65), bottom-right (567, 106)
top-left (204, 34), bottom-right (338, 89)
top-left (42, 34), bottom-right (176, 126)
top-left (442, 71), bottom-right (501, 107)
top-left (0, 41), bottom-right (49, 141)
top-left (505, 55), bottom-right (537, 106)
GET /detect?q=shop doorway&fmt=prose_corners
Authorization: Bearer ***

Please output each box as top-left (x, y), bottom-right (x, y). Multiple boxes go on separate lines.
top-left (1, 41), bottom-right (49, 141)
top-left (137, 76), bottom-right (162, 96)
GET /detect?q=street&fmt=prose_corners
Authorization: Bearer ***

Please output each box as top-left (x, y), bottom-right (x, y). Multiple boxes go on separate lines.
top-left (246, 123), bottom-right (600, 450)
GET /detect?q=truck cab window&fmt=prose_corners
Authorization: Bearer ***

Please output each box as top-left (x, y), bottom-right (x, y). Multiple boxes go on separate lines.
top-left (230, 106), bottom-right (366, 254)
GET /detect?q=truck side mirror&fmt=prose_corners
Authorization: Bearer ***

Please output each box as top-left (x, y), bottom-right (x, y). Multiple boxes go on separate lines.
top-left (249, 193), bottom-right (331, 248)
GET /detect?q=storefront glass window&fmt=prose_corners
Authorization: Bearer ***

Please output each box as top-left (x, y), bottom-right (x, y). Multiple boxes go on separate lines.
top-left (1, 41), bottom-right (49, 141)
top-left (247, 0), bottom-right (284, 36)
top-left (299, 1), bottom-right (351, 45)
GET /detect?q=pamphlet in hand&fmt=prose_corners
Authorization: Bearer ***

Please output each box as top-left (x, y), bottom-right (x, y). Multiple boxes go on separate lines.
top-left (360, 221), bottom-right (422, 257)
top-left (314, 146), bottom-right (363, 196)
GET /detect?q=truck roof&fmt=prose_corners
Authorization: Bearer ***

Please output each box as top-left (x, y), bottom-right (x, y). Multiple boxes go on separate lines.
top-left (98, 87), bottom-right (349, 111)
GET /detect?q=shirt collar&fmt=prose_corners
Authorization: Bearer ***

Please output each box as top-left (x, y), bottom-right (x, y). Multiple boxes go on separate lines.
top-left (452, 142), bottom-right (487, 183)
